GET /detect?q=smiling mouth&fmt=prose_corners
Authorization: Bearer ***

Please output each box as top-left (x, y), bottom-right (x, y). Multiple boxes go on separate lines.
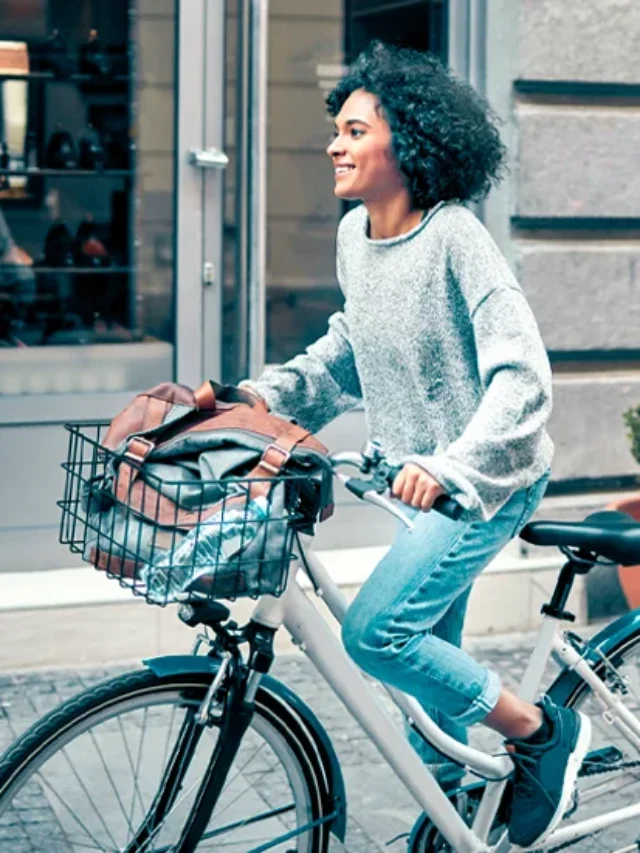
top-left (334, 165), bottom-right (355, 177)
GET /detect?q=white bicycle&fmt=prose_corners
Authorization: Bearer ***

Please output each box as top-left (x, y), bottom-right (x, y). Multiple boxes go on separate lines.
top-left (1, 430), bottom-right (640, 852)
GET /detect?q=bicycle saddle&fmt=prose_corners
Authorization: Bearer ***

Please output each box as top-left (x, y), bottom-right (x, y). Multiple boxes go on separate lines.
top-left (520, 510), bottom-right (640, 565)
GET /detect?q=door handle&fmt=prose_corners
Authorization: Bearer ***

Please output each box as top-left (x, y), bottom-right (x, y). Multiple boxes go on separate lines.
top-left (188, 147), bottom-right (229, 169)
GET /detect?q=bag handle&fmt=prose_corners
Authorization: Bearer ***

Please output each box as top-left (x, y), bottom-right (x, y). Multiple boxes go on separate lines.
top-left (194, 381), bottom-right (216, 410)
top-left (194, 380), bottom-right (269, 412)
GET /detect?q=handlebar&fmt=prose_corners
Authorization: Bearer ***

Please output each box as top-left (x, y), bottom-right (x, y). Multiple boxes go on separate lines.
top-left (329, 450), bottom-right (464, 529)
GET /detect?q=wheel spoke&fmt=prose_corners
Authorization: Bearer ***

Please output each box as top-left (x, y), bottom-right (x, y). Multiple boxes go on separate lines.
top-left (245, 814), bottom-right (327, 853)
top-left (133, 774), bottom-right (206, 853)
top-left (121, 706), bottom-right (149, 836)
top-left (58, 745), bottom-right (122, 849)
top-left (37, 770), bottom-right (120, 851)
top-left (213, 739), bottom-right (272, 820)
top-left (86, 725), bottom-right (138, 842)
top-left (123, 707), bottom-right (202, 852)
top-left (204, 801), bottom-right (296, 838)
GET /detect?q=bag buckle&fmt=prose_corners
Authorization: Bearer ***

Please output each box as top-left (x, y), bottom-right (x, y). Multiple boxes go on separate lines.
top-left (123, 436), bottom-right (154, 468)
top-left (261, 443), bottom-right (290, 476)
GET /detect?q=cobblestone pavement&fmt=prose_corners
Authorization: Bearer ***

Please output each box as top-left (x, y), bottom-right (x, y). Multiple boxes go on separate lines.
top-left (0, 635), bottom-right (634, 852)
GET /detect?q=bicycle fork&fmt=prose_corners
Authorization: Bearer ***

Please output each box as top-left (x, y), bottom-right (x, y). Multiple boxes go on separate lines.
top-left (126, 623), bottom-right (276, 853)
top-left (171, 622), bottom-right (277, 853)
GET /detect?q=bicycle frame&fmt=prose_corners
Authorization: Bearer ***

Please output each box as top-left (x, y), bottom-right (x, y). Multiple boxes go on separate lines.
top-left (248, 533), bottom-right (640, 853)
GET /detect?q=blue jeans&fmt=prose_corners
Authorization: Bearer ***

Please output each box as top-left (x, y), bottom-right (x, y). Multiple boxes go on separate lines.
top-left (341, 471), bottom-right (550, 782)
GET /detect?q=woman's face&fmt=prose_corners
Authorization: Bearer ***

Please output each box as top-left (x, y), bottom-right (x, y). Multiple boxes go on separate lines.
top-left (327, 88), bottom-right (407, 202)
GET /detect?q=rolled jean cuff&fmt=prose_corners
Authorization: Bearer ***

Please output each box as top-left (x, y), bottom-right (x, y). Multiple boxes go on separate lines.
top-left (448, 667), bottom-right (501, 727)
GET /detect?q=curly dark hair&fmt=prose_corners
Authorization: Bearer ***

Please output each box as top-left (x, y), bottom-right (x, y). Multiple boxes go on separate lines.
top-left (325, 41), bottom-right (507, 208)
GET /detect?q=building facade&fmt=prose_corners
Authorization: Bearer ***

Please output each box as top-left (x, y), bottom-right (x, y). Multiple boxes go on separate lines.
top-left (0, 0), bottom-right (638, 580)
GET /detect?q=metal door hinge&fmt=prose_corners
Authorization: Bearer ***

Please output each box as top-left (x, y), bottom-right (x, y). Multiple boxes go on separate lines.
top-left (203, 262), bottom-right (215, 287)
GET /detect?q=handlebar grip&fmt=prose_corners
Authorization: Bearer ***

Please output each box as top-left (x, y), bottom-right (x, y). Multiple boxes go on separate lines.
top-left (385, 465), bottom-right (464, 521)
top-left (432, 495), bottom-right (465, 521)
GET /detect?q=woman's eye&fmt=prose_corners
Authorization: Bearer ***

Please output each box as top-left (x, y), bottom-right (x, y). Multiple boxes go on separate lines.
top-left (329, 128), bottom-right (364, 142)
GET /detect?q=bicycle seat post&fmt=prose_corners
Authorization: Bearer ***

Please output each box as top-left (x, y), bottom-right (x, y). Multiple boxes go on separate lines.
top-left (541, 552), bottom-right (595, 624)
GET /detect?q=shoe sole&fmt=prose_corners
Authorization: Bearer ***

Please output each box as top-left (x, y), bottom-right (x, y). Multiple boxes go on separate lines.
top-left (524, 711), bottom-right (593, 849)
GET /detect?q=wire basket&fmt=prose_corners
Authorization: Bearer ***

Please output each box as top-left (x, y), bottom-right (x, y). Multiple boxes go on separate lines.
top-left (58, 423), bottom-right (311, 606)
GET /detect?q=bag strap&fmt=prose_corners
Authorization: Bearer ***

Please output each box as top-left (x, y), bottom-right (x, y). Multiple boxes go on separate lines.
top-left (115, 422), bottom-right (313, 528)
top-left (250, 423), bottom-right (312, 478)
top-left (114, 436), bottom-right (155, 506)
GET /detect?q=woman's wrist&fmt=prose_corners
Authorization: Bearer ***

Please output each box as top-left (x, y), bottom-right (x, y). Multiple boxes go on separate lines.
top-left (238, 381), bottom-right (270, 411)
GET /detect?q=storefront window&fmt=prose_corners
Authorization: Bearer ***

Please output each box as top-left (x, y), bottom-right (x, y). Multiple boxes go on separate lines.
top-left (0, 0), bottom-right (175, 395)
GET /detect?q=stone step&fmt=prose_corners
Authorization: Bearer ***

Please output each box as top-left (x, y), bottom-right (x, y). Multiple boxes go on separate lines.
top-left (0, 538), bottom-right (581, 671)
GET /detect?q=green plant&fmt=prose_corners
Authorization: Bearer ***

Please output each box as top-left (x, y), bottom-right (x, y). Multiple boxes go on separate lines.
top-left (624, 405), bottom-right (640, 465)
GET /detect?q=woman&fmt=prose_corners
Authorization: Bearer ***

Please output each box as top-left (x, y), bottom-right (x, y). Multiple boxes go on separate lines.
top-left (242, 41), bottom-right (590, 847)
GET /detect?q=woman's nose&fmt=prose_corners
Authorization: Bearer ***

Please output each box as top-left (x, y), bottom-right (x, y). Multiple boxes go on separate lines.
top-left (327, 134), bottom-right (343, 157)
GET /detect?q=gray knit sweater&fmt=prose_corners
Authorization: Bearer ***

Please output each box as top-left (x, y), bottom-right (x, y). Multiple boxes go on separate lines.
top-left (245, 201), bottom-right (554, 521)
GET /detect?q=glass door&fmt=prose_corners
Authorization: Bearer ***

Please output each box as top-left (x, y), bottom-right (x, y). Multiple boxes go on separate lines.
top-left (239, 0), bottom-right (447, 378)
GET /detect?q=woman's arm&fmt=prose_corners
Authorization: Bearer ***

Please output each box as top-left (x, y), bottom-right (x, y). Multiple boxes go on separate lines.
top-left (241, 215), bottom-right (362, 432)
top-left (240, 309), bottom-right (363, 433)
top-left (406, 210), bottom-right (553, 520)
top-left (409, 286), bottom-right (553, 519)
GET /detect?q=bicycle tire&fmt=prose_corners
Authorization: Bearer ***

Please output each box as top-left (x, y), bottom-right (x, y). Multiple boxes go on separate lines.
top-left (546, 624), bottom-right (640, 852)
top-left (413, 624), bottom-right (640, 852)
top-left (0, 667), bottom-right (332, 852)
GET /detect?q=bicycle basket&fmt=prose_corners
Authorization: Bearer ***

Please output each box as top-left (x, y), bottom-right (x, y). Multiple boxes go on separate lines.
top-left (58, 423), bottom-right (311, 606)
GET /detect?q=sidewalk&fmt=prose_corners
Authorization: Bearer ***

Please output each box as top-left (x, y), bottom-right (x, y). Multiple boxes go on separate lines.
top-left (0, 633), bottom-right (556, 852)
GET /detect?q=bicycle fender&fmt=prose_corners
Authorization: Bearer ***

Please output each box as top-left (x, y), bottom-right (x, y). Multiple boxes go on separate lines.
top-left (546, 607), bottom-right (640, 706)
top-left (143, 655), bottom-right (218, 678)
top-left (261, 673), bottom-right (347, 842)
top-left (143, 655), bottom-right (347, 842)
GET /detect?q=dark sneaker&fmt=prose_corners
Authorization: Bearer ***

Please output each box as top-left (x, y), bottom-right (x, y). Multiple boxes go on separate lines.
top-left (507, 696), bottom-right (592, 848)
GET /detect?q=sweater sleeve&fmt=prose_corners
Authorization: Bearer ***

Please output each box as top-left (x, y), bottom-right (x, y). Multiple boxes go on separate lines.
top-left (240, 309), bottom-right (362, 433)
top-left (406, 219), bottom-right (554, 521)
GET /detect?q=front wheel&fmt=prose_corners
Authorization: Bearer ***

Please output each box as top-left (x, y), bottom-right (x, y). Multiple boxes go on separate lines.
top-left (0, 668), bottom-right (331, 852)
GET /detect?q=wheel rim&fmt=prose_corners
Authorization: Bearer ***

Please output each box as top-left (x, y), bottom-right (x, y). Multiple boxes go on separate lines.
top-left (557, 634), bottom-right (640, 853)
top-left (0, 680), bottom-right (318, 852)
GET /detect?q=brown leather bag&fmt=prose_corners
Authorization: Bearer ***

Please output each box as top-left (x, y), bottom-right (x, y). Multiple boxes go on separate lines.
top-left (83, 379), bottom-right (334, 599)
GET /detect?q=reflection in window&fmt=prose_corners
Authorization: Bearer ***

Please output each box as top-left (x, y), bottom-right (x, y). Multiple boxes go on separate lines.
top-left (0, 1), bottom-right (176, 397)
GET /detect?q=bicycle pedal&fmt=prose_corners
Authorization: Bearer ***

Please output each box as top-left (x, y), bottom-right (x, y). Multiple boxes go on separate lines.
top-left (563, 788), bottom-right (579, 819)
top-left (579, 745), bottom-right (624, 776)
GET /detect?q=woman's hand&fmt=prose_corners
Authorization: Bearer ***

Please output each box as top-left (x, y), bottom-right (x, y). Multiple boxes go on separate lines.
top-left (392, 463), bottom-right (446, 512)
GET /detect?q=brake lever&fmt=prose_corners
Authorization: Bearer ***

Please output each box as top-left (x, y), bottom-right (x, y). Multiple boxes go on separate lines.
top-left (336, 473), bottom-right (415, 529)
top-left (338, 463), bottom-right (464, 522)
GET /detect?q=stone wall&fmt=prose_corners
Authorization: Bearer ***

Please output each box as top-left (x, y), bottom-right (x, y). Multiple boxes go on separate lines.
top-left (487, 0), bottom-right (640, 488)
